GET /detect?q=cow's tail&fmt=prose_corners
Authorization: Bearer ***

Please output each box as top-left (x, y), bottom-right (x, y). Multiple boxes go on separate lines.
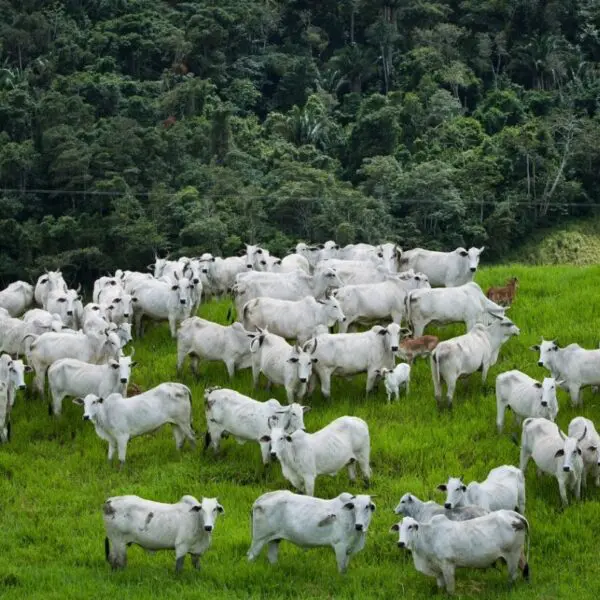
top-left (226, 304), bottom-right (235, 323)
top-left (22, 333), bottom-right (37, 357)
top-left (512, 513), bottom-right (531, 580)
top-left (430, 347), bottom-right (442, 407)
top-left (104, 537), bottom-right (110, 562)
top-left (404, 291), bottom-right (414, 330)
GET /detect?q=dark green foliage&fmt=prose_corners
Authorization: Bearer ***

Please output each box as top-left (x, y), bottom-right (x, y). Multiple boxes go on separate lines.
top-left (1, 0), bottom-right (600, 284)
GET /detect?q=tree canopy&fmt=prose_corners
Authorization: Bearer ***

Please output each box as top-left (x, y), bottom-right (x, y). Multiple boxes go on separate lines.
top-left (1, 0), bottom-right (600, 284)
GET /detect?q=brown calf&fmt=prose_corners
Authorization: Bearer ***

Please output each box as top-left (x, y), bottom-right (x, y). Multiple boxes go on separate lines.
top-left (486, 277), bottom-right (519, 306)
top-left (397, 335), bottom-right (439, 364)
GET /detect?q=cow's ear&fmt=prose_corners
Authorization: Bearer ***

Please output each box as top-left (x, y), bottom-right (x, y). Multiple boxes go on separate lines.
top-left (529, 345), bottom-right (540, 351)
top-left (311, 357), bottom-right (318, 363)
top-left (72, 398), bottom-right (84, 406)
top-left (554, 449), bottom-right (565, 457)
top-left (171, 285), bottom-right (178, 291)
top-left (287, 357), bottom-right (299, 363)
top-left (259, 435), bottom-right (271, 442)
top-left (390, 523), bottom-right (400, 532)
top-left (285, 435), bottom-right (293, 442)
top-left (24, 365), bottom-right (33, 373)
top-left (459, 250), bottom-right (468, 257)
top-left (534, 382), bottom-right (542, 388)
top-left (343, 502), bottom-right (355, 510)
top-left (110, 361), bottom-right (119, 370)
top-left (190, 505), bottom-right (202, 512)
top-left (97, 397), bottom-right (104, 404)
top-left (589, 445), bottom-right (598, 452)
top-left (131, 361), bottom-right (138, 368)
top-left (437, 484), bottom-right (447, 492)
top-left (377, 327), bottom-right (388, 336)
top-left (216, 504), bottom-right (225, 514)
top-left (461, 485), bottom-right (467, 492)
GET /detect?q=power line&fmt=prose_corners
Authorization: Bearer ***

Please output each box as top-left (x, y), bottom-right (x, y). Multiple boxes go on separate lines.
top-left (0, 187), bottom-right (598, 207)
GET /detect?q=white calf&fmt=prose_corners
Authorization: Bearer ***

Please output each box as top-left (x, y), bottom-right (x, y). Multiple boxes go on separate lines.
top-left (568, 417), bottom-right (600, 488)
top-left (375, 363), bottom-right (411, 402)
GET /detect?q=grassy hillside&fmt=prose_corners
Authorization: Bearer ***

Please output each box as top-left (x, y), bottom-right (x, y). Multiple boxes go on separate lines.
top-left (2, 265), bottom-right (600, 599)
top-left (508, 217), bottom-right (600, 265)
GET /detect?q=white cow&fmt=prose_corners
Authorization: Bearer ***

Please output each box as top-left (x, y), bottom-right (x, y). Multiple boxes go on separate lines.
top-left (568, 417), bottom-right (600, 488)
top-left (337, 242), bottom-right (401, 271)
top-left (519, 417), bottom-right (585, 506)
top-left (176, 317), bottom-right (255, 378)
top-left (121, 270), bottom-right (153, 294)
top-left (263, 416), bottom-right (371, 496)
top-left (243, 295), bottom-right (345, 344)
top-left (247, 491), bottom-right (375, 573)
top-left (76, 383), bottom-right (195, 465)
top-left (495, 370), bottom-right (560, 433)
top-left (131, 275), bottom-right (193, 338)
top-left (430, 317), bottom-right (520, 409)
top-left (25, 329), bottom-right (121, 397)
top-left (0, 281), bottom-right (34, 317)
top-left (375, 363), bottom-right (411, 402)
top-left (203, 386), bottom-right (309, 464)
top-left (0, 354), bottom-right (32, 409)
top-left (35, 270), bottom-right (68, 308)
top-left (316, 259), bottom-right (393, 286)
top-left (279, 253), bottom-right (310, 274)
top-left (295, 241), bottom-right (340, 269)
top-left (198, 253), bottom-right (247, 298)
top-left (0, 312), bottom-right (63, 355)
top-left (438, 465), bottom-right (526, 513)
top-left (93, 275), bottom-right (124, 304)
top-left (532, 338), bottom-right (600, 407)
top-left (250, 329), bottom-right (317, 404)
top-left (48, 351), bottom-right (136, 416)
top-left (392, 511), bottom-right (529, 594)
top-left (334, 273), bottom-right (430, 332)
top-left (101, 290), bottom-right (133, 326)
top-left (394, 493), bottom-right (490, 522)
top-left (103, 494), bottom-right (223, 571)
top-left (233, 268), bottom-right (342, 318)
top-left (244, 244), bottom-right (269, 271)
top-left (405, 282), bottom-right (505, 337)
top-left (304, 323), bottom-right (402, 398)
top-left (46, 286), bottom-right (83, 330)
top-left (399, 246), bottom-right (485, 287)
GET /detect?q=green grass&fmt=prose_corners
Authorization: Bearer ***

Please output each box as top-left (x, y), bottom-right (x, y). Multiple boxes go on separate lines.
top-left (2, 265), bottom-right (600, 599)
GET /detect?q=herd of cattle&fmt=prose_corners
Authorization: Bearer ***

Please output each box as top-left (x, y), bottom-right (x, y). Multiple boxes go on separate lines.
top-left (1, 241), bottom-right (599, 594)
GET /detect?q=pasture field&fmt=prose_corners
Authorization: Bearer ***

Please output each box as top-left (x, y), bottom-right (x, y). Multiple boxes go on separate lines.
top-left (2, 265), bottom-right (600, 600)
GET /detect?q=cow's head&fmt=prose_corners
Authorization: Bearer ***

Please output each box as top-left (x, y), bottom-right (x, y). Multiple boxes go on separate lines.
top-left (557, 427), bottom-right (586, 473)
top-left (374, 323), bottom-right (401, 353)
top-left (170, 275), bottom-right (193, 307)
top-left (73, 394), bottom-right (104, 422)
top-left (457, 246), bottom-right (484, 273)
top-left (0, 382), bottom-right (9, 442)
top-left (391, 516), bottom-right (418, 549)
top-left (342, 494), bottom-right (376, 533)
top-left (317, 294), bottom-right (346, 326)
top-left (268, 402), bottom-right (310, 435)
top-left (7, 358), bottom-right (32, 390)
top-left (190, 497), bottom-right (224, 533)
top-left (109, 349), bottom-right (136, 385)
top-left (394, 493), bottom-right (415, 516)
top-left (437, 475), bottom-right (466, 509)
top-left (537, 377), bottom-right (561, 421)
top-left (287, 344), bottom-right (317, 383)
top-left (260, 425), bottom-right (293, 462)
top-left (244, 244), bottom-right (264, 270)
top-left (530, 338), bottom-right (559, 369)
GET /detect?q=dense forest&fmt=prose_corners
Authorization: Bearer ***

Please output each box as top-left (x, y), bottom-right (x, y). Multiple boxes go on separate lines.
top-left (1, 0), bottom-right (600, 284)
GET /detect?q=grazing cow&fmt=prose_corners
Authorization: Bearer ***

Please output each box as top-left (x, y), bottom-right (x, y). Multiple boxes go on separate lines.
top-left (394, 493), bottom-right (490, 521)
top-left (375, 363), bottom-right (411, 402)
top-left (233, 268), bottom-right (343, 318)
top-left (279, 253), bottom-right (310, 274)
top-left (76, 383), bottom-right (195, 465)
top-left (333, 273), bottom-right (430, 332)
top-left (0, 312), bottom-right (63, 355)
top-left (568, 417), bottom-right (600, 488)
top-left (397, 335), bottom-right (439, 364)
top-left (93, 275), bottom-right (124, 304)
top-left (392, 511), bottom-right (529, 594)
top-left (0, 354), bottom-right (32, 409)
top-left (176, 317), bottom-right (255, 378)
top-left (203, 386), bottom-right (309, 464)
top-left (250, 329), bottom-right (317, 404)
top-left (0, 381), bottom-right (9, 443)
top-left (304, 323), bottom-right (402, 398)
top-left (430, 317), bottom-right (520, 409)
top-left (247, 491), bottom-right (375, 573)
top-left (131, 275), bottom-right (193, 338)
top-left (437, 466), bottom-right (526, 513)
top-left (46, 286), bottom-right (83, 330)
top-left (103, 494), bottom-right (223, 571)
top-left (263, 416), bottom-right (370, 496)
top-left (0, 281), bottom-right (34, 317)
top-left (25, 329), bottom-right (121, 398)
top-left (197, 253), bottom-right (247, 298)
top-left (487, 277), bottom-right (519, 306)
top-left (405, 282), bottom-right (505, 337)
top-left (399, 246), bottom-right (485, 287)
top-left (35, 270), bottom-right (67, 308)
top-left (48, 351), bottom-right (136, 416)
top-left (519, 417), bottom-right (585, 506)
top-left (243, 295), bottom-right (345, 344)
top-left (531, 338), bottom-right (600, 407)
top-left (495, 370), bottom-right (560, 433)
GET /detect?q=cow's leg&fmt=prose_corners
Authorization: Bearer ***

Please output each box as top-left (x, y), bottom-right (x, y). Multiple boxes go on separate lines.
top-left (441, 561), bottom-right (456, 595)
top-left (51, 392), bottom-right (65, 418)
top-left (225, 359), bottom-right (235, 379)
top-left (445, 375), bottom-right (457, 409)
top-left (174, 549), bottom-right (186, 573)
top-left (347, 459), bottom-right (357, 482)
top-left (267, 540), bottom-right (280, 564)
top-left (557, 475), bottom-right (569, 506)
top-left (168, 316), bottom-right (177, 339)
top-left (190, 355), bottom-right (200, 377)
top-left (108, 539), bottom-right (127, 570)
top-left (568, 384), bottom-right (581, 407)
top-left (191, 554), bottom-right (201, 570)
top-left (207, 422), bottom-right (223, 453)
top-left (303, 476), bottom-right (315, 497)
top-left (518, 446), bottom-right (530, 473)
top-left (134, 313), bottom-right (143, 338)
top-left (116, 435), bottom-right (129, 467)
top-left (319, 369), bottom-right (332, 399)
top-left (247, 537), bottom-right (268, 562)
top-left (575, 474), bottom-right (583, 500)
top-left (259, 442), bottom-right (270, 465)
top-left (172, 425), bottom-right (185, 449)
top-left (496, 399), bottom-right (506, 434)
top-left (251, 363), bottom-right (260, 389)
top-left (481, 361), bottom-right (490, 384)
top-left (505, 551), bottom-right (521, 588)
top-left (333, 543), bottom-right (350, 574)
top-left (176, 349), bottom-right (187, 374)
top-left (366, 369), bottom-right (379, 395)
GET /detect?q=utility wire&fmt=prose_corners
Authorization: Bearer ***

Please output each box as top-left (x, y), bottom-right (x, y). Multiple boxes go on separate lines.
top-left (0, 188), bottom-right (598, 207)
